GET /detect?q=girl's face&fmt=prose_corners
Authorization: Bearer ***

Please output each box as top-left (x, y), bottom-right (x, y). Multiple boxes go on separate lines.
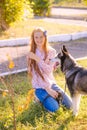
top-left (34, 31), bottom-right (45, 49)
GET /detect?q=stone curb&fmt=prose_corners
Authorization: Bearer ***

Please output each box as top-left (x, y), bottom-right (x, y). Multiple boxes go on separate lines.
top-left (0, 57), bottom-right (87, 77)
top-left (0, 38), bottom-right (29, 47)
top-left (0, 68), bottom-right (27, 77)
top-left (50, 15), bottom-right (87, 21)
top-left (52, 6), bottom-right (87, 10)
top-left (0, 31), bottom-right (87, 47)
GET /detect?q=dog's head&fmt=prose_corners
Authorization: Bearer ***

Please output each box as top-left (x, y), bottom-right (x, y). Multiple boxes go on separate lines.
top-left (51, 45), bottom-right (77, 73)
top-left (58, 45), bottom-right (77, 73)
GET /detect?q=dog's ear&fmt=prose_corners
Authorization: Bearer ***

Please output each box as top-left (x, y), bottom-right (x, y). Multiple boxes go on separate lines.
top-left (62, 45), bottom-right (69, 55)
top-left (58, 52), bottom-right (62, 59)
top-left (63, 45), bottom-right (68, 52)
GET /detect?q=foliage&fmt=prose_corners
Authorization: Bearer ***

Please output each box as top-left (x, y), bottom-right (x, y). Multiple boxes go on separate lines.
top-left (29, 0), bottom-right (51, 16)
top-left (84, 0), bottom-right (87, 5)
top-left (0, 59), bottom-right (87, 129)
top-left (0, 0), bottom-right (30, 30)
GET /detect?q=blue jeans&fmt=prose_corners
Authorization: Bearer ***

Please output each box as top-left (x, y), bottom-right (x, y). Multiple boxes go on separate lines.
top-left (35, 84), bottom-right (72, 112)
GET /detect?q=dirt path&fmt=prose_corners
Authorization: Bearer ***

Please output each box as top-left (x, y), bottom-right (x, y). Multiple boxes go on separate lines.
top-left (0, 38), bottom-right (87, 74)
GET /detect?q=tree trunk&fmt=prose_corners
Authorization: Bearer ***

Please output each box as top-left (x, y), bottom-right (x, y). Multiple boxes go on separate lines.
top-left (77, 0), bottom-right (82, 3)
top-left (0, 3), bottom-right (9, 31)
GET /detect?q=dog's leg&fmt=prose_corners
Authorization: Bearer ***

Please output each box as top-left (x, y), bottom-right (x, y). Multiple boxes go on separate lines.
top-left (72, 94), bottom-right (81, 116)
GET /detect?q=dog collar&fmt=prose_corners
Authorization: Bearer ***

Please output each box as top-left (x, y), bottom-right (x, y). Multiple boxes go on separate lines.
top-left (65, 66), bottom-right (82, 79)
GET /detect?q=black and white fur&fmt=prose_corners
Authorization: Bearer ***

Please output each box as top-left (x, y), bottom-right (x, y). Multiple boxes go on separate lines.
top-left (51, 45), bottom-right (87, 116)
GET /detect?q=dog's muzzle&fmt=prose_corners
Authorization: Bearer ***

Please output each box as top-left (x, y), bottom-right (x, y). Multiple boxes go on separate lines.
top-left (49, 56), bottom-right (60, 63)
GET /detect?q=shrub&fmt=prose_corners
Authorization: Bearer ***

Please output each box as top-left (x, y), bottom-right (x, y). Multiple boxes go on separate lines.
top-left (29, 0), bottom-right (51, 16)
top-left (0, 0), bottom-right (30, 30)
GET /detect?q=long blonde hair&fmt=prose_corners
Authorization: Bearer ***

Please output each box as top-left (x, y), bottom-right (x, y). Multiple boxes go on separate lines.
top-left (28, 27), bottom-right (49, 80)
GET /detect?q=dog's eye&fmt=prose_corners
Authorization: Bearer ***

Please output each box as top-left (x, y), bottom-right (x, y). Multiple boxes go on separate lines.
top-left (58, 52), bottom-right (63, 58)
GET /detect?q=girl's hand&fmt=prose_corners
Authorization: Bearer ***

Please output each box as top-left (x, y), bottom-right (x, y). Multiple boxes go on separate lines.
top-left (28, 52), bottom-right (40, 62)
top-left (44, 58), bottom-right (50, 64)
top-left (53, 62), bottom-right (59, 71)
top-left (45, 87), bottom-right (58, 99)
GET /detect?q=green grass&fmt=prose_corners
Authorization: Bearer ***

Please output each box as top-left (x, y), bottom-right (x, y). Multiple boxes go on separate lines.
top-left (1, 18), bottom-right (87, 40)
top-left (0, 59), bottom-right (87, 130)
top-left (53, 0), bottom-right (87, 8)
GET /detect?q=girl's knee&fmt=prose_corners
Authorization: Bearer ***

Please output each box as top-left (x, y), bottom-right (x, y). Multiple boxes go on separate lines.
top-left (43, 96), bottom-right (59, 112)
top-left (35, 88), bottom-right (60, 112)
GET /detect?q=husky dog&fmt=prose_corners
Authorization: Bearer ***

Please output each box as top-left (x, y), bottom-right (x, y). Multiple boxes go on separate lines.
top-left (51, 45), bottom-right (87, 116)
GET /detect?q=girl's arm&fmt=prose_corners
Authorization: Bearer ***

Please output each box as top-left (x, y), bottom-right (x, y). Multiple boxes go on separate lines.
top-left (38, 48), bottom-right (56, 73)
top-left (27, 52), bottom-right (40, 62)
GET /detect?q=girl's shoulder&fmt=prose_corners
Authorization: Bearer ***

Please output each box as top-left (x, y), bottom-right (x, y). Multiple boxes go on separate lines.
top-left (48, 46), bottom-right (56, 53)
top-left (47, 46), bottom-right (56, 58)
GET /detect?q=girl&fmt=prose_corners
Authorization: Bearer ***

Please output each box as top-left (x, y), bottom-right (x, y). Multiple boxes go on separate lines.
top-left (27, 27), bottom-right (72, 112)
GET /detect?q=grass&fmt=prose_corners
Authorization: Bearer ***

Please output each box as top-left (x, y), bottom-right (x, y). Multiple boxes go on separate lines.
top-left (0, 59), bottom-right (87, 130)
top-left (53, 0), bottom-right (87, 8)
top-left (1, 18), bottom-right (87, 40)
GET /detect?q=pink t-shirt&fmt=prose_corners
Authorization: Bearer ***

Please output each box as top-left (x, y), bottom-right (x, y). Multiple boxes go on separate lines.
top-left (31, 47), bottom-right (57, 89)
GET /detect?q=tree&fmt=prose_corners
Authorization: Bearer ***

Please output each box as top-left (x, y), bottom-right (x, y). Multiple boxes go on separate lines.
top-left (0, 0), bottom-right (8, 30)
top-left (0, 0), bottom-right (27, 31)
